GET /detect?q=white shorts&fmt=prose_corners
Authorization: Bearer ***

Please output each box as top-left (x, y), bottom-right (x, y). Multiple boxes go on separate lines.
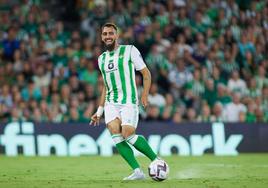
top-left (104, 103), bottom-right (139, 128)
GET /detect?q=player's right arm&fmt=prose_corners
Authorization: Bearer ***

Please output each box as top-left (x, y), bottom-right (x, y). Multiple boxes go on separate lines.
top-left (90, 86), bottom-right (106, 126)
top-left (90, 54), bottom-right (106, 126)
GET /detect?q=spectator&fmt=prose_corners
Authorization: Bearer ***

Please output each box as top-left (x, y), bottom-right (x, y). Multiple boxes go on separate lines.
top-left (216, 84), bottom-right (232, 106)
top-left (223, 92), bottom-right (247, 122)
top-left (146, 105), bottom-right (161, 121)
top-left (13, 49), bottom-right (24, 73)
top-left (238, 33), bottom-right (255, 67)
top-left (185, 108), bottom-right (197, 122)
top-left (227, 70), bottom-right (248, 95)
top-left (197, 104), bottom-right (212, 122)
top-left (32, 64), bottom-right (51, 89)
top-left (21, 63), bottom-right (33, 82)
top-left (211, 102), bottom-right (225, 122)
top-left (145, 44), bottom-right (168, 80)
top-left (168, 58), bottom-right (193, 98)
top-left (161, 93), bottom-right (177, 121)
top-left (2, 27), bottom-right (20, 61)
top-left (246, 77), bottom-right (261, 98)
top-left (192, 33), bottom-right (208, 66)
top-left (245, 100), bottom-right (257, 123)
top-left (52, 46), bottom-right (68, 68)
top-left (9, 107), bottom-right (25, 122)
top-left (0, 84), bottom-right (13, 108)
top-left (172, 110), bottom-right (183, 123)
top-left (203, 79), bottom-right (217, 108)
top-left (39, 100), bottom-right (49, 121)
top-left (21, 80), bottom-right (41, 101)
top-left (261, 86), bottom-right (268, 121)
top-left (80, 59), bottom-right (98, 87)
top-left (185, 68), bottom-right (205, 97)
top-left (255, 65), bottom-right (268, 90)
top-left (69, 75), bottom-right (84, 94)
top-left (255, 108), bottom-right (265, 122)
top-left (220, 47), bottom-right (239, 78)
top-left (148, 83), bottom-right (166, 108)
top-left (176, 34), bottom-right (193, 57)
top-left (60, 84), bottom-right (71, 106)
top-left (47, 105), bottom-right (63, 123)
top-left (32, 108), bottom-right (43, 122)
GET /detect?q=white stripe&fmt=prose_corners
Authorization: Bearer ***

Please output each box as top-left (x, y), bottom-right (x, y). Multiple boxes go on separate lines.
top-left (112, 135), bottom-right (124, 145)
top-left (127, 134), bottom-right (138, 145)
top-left (104, 53), bottom-right (113, 102)
top-left (113, 49), bottom-right (123, 103)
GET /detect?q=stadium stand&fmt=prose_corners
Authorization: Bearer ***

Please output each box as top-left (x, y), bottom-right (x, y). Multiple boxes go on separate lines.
top-left (0, 0), bottom-right (268, 123)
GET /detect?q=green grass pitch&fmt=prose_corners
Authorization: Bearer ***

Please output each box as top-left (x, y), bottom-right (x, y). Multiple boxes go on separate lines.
top-left (0, 154), bottom-right (268, 188)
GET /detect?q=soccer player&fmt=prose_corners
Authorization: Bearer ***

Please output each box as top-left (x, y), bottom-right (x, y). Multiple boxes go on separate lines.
top-left (90, 23), bottom-right (158, 180)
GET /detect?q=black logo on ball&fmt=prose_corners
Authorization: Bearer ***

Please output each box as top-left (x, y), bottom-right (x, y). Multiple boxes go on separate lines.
top-left (108, 62), bottom-right (114, 69)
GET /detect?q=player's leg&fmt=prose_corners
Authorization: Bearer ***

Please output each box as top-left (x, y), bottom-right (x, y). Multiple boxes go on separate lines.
top-left (107, 118), bottom-right (140, 171)
top-left (104, 104), bottom-right (141, 173)
top-left (121, 105), bottom-right (157, 161)
top-left (122, 125), bottom-right (157, 161)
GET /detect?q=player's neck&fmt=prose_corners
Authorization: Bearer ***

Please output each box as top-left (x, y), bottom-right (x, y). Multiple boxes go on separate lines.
top-left (107, 43), bottom-right (119, 52)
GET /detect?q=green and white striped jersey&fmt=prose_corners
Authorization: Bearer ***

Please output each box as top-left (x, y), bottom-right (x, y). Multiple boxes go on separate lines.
top-left (98, 45), bottom-right (146, 105)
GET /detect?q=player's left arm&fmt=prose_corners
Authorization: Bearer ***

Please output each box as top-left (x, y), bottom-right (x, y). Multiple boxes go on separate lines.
top-left (139, 67), bottom-right (151, 108)
top-left (130, 45), bottom-right (151, 108)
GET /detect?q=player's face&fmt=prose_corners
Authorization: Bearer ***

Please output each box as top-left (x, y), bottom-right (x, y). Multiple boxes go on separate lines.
top-left (101, 27), bottom-right (118, 51)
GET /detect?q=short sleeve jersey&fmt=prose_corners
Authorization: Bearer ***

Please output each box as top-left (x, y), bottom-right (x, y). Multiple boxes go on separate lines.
top-left (98, 45), bottom-right (146, 105)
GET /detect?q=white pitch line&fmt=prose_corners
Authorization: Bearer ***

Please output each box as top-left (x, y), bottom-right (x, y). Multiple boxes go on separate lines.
top-left (175, 167), bottom-right (203, 179)
top-left (172, 163), bottom-right (238, 180)
top-left (169, 163), bottom-right (268, 180)
top-left (199, 163), bottom-right (240, 168)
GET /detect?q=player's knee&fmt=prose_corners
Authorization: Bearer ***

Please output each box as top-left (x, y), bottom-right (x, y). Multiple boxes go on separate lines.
top-left (108, 125), bottom-right (120, 134)
top-left (107, 122), bottom-right (121, 135)
top-left (121, 127), bottom-right (135, 139)
top-left (109, 128), bottom-right (120, 135)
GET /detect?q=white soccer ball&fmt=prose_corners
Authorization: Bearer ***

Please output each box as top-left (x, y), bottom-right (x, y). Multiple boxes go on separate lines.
top-left (148, 159), bottom-right (169, 181)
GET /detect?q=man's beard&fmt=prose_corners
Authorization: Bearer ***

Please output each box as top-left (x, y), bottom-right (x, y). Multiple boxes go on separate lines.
top-left (104, 40), bottom-right (116, 51)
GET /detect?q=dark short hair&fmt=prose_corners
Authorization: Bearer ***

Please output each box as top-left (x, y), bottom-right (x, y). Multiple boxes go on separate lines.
top-left (101, 23), bottom-right (118, 32)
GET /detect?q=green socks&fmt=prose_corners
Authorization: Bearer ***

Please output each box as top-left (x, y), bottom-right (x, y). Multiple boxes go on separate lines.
top-left (126, 135), bottom-right (157, 161)
top-left (112, 134), bottom-right (140, 170)
top-left (111, 133), bottom-right (157, 170)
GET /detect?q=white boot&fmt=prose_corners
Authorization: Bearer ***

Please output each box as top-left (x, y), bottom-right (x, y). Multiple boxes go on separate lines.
top-left (123, 168), bottom-right (145, 180)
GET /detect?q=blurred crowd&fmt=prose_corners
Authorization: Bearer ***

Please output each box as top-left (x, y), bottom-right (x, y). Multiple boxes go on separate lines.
top-left (0, 0), bottom-right (268, 123)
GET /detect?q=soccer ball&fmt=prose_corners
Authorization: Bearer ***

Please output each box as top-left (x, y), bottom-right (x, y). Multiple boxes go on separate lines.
top-left (148, 159), bottom-right (169, 181)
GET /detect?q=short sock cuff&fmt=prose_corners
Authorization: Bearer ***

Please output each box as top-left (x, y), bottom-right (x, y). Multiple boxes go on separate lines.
top-left (126, 134), bottom-right (139, 145)
top-left (112, 134), bottom-right (124, 145)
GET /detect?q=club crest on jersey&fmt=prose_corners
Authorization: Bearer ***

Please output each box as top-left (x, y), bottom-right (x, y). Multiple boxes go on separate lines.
top-left (106, 62), bottom-right (117, 73)
top-left (108, 62), bottom-right (114, 69)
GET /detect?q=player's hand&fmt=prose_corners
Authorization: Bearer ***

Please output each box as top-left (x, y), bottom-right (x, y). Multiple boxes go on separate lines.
top-left (90, 113), bottom-right (100, 126)
top-left (141, 92), bottom-right (149, 108)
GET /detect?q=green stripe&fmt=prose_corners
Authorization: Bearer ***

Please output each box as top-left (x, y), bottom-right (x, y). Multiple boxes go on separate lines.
top-left (118, 46), bottom-right (127, 104)
top-left (110, 72), bottom-right (118, 103)
top-left (109, 51), bottom-right (114, 56)
top-left (128, 59), bottom-right (137, 104)
top-left (100, 53), bottom-right (110, 102)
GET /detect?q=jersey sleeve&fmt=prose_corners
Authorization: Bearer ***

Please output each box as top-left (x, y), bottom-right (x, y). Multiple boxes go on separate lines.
top-left (130, 45), bottom-right (147, 71)
top-left (97, 54), bottom-right (105, 71)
